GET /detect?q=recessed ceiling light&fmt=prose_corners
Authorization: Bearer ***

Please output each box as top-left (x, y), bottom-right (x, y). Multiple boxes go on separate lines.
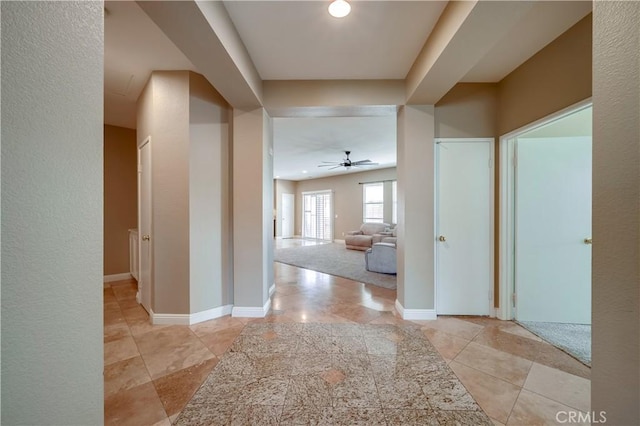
top-left (328, 0), bottom-right (351, 18)
top-left (302, 170), bottom-right (308, 174)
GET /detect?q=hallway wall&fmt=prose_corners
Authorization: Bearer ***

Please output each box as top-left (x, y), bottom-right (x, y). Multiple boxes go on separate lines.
top-left (1, 2), bottom-right (104, 423)
top-left (104, 125), bottom-right (138, 276)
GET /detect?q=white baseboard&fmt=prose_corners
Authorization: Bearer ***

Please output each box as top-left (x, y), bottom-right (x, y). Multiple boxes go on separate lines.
top-left (151, 304), bottom-right (234, 325)
top-left (104, 273), bottom-right (133, 283)
top-left (151, 310), bottom-right (190, 325)
top-left (395, 299), bottom-right (437, 320)
top-left (190, 305), bottom-right (233, 324)
top-left (269, 283), bottom-right (276, 296)
top-left (232, 297), bottom-right (272, 318)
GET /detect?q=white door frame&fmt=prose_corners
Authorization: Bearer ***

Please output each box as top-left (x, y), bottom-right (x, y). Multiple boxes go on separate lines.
top-left (137, 136), bottom-right (152, 312)
top-left (435, 138), bottom-right (495, 316)
top-left (498, 99), bottom-right (592, 320)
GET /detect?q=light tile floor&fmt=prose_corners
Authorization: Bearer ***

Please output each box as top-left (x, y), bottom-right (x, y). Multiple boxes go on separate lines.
top-left (104, 239), bottom-right (590, 425)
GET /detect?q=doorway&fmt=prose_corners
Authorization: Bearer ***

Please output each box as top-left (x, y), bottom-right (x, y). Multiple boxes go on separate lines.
top-left (499, 102), bottom-right (592, 324)
top-left (281, 193), bottom-right (295, 238)
top-left (137, 136), bottom-right (152, 313)
top-left (435, 139), bottom-right (494, 316)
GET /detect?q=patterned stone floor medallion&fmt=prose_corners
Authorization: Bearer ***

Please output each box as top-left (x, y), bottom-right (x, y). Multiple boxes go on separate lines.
top-left (174, 323), bottom-right (492, 425)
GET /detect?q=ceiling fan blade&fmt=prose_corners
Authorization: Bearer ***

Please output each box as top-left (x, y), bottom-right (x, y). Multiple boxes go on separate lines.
top-left (320, 161), bottom-right (341, 164)
top-left (352, 160), bottom-right (378, 166)
top-left (318, 164), bottom-right (337, 167)
top-left (329, 165), bottom-right (344, 170)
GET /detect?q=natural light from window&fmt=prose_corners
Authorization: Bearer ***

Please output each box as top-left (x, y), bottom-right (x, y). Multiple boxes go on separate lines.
top-left (363, 183), bottom-right (384, 223)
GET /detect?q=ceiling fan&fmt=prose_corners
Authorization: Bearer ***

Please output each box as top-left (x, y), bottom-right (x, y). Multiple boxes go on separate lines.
top-left (318, 150), bottom-right (379, 170)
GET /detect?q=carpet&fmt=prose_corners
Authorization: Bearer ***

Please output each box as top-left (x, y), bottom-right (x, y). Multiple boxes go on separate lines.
top-left (274, 243), bottom-right (397, 290)
top-left (175, 322), bottom-right (492, 425)
top-left (518, 321), bottom-right (591, 366)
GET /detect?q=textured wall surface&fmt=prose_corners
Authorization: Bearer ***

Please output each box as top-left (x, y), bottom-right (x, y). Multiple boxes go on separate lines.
top-left (592, 2), bottom-right (640, 424)
top-left (1, 2), bottom-right (104, 424)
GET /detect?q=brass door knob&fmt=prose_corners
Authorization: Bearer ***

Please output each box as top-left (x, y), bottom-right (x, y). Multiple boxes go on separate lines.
top-left (438, 235), bottom-right (446, 242)
top-left (584, 237), bottom-right (592, 245)
top-left (142, 235), bottom-right (150, 241)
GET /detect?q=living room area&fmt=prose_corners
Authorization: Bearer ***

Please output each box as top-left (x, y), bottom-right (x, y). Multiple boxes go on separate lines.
top-left (274, 158), bottom-right (399, 290)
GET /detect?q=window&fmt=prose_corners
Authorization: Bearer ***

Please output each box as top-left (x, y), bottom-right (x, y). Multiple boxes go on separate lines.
top-left (302, 190), bottom-right (333, 241)
top-left (363, 183), bottom-right (384, 223)
top-left (392, 180), bottom-right (397, 224)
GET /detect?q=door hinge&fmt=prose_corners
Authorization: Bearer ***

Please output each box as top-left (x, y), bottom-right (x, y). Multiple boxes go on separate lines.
top-left (512, 292), bottom-right (517, 306)
top-left (488, 158), bottom-right (493, 168)
top-left (138, 165), bottom-right (142, 173)
top-left (513, 152), bottom-right (517, 168)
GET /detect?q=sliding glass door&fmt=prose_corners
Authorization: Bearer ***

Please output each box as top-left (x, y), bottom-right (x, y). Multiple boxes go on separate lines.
top-left (302, 190), bottom-right (333, 241)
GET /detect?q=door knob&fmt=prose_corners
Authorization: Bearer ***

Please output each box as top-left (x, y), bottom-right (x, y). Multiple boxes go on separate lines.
top-left (584, 237), bottom-right (592, 245)
top-left (142, 235), bottom-right (150, 241)
top-left (438, 235), bottom-right (446, 242)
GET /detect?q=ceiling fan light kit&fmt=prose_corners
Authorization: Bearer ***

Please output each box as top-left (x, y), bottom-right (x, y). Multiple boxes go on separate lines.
top-left (318, 150), bottom-right (379, 170)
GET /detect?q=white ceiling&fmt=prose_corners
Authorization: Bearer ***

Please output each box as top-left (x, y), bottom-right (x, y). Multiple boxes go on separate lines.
top-left (104, 0), bottom-right (592, 180)
top-left (273, 114), bottom-right (397, 181)
top-left (223, 1), bottom-right (447, 80)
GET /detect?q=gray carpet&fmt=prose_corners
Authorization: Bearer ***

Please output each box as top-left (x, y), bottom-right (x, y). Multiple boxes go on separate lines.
top-left (274, 243), bottom-right (397, 290)
top-left (518, 321), bottom-right (591, 366)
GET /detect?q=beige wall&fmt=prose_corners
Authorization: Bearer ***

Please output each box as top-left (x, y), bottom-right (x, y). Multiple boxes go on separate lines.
top-left (138, 71), bottom-right (191, 314)
top-left (498, 13), bottom-right (592, 135)
top-left (294, 168), bottom-right (397, 239)
top-left (104, 125), bottom-right (138, 276)
top-left (188, 72), bottom-right (233, 313)
top-left (397, 105), bottom-right (436, 311)
top-left (435, 83), bottom-right (498, 138)
top-left (137, 71), bottom-right (233, 316)
top-left (592, 2), bottom-right (640, 423)
top-left (263, 80), bottom-right (405, 111)
top-left (232, 108), bottom-right (273, 309)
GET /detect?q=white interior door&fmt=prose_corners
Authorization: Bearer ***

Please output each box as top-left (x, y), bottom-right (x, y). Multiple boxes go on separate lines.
top-left (515, 136), bottom-right (592, 324)
top-left (436, 140), bottom-right (493, 315)
top-left (138, 138), bottom-right (152, 313)
top-left (282, 193), bottom-right (294, 238)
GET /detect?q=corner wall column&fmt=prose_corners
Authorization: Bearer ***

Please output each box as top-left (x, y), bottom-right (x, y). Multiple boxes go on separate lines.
top-left (232, 108), bottom-right (274, 317)
top-left (396, 105), bottom-right (436, 319)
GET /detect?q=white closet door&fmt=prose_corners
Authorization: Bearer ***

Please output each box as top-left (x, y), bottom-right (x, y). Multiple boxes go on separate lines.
top-left (436, 140), bottom-right (493, 315)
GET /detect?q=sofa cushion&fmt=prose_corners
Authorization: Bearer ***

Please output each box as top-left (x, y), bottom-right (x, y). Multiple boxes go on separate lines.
top-left (345, 235), bottom-right (373, 250)
top-left (360, 222), bottom-right (389, 236)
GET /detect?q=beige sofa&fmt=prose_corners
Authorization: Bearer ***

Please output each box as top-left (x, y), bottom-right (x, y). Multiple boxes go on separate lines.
top-left (345, 222), bottom-right (390, 250)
